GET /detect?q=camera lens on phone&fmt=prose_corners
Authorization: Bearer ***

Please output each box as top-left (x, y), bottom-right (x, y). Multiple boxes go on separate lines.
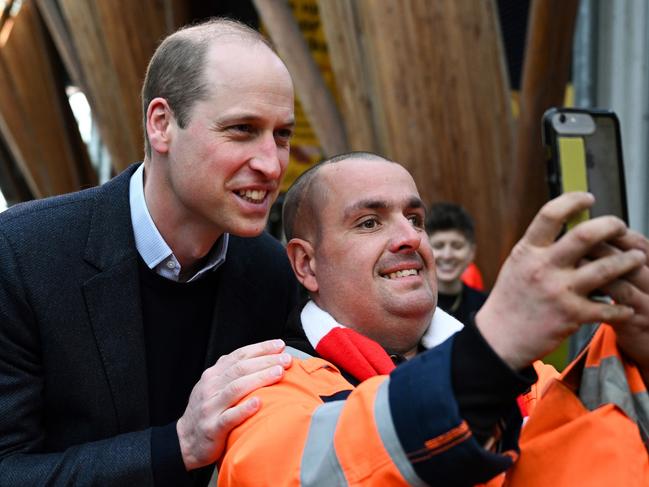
top-left (559, 114), bottom-right (567, 123)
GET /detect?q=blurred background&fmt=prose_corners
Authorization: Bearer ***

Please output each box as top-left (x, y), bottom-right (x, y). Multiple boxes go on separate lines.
top-left (0, 0), bottom-right (647, 340)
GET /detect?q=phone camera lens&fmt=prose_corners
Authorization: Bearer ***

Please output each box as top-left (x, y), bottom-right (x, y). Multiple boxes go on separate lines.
top-left (559, 114), bottom-right (567, 123)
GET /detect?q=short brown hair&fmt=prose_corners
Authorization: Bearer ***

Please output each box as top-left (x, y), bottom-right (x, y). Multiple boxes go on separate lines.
top-left (141, 18), bottom-right (271, 157)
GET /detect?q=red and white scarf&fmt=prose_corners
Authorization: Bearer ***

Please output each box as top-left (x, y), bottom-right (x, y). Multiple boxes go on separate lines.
top-left (301, 301), bottom-right (464, 382)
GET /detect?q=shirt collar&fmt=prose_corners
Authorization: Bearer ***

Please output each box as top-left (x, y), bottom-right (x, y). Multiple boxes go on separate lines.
top-left (129, 163), bottom-right (229, 282)
top-left (301, 300), bottom-right (464, 352)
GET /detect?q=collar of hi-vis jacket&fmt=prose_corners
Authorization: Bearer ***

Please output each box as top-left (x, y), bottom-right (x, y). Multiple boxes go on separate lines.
top-left (300, 301), bottom-right (464, 382)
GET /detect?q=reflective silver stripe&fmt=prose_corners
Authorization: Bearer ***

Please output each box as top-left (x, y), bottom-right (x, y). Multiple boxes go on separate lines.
top-left (284, 346), bottom-right (314, 361)
top-left (634, 390), bottom-right (649, 446)
top-left (300, 401), bottom-right (348, 486)
top-left (581, 356), bottom-right (637, 420)
top-left (374, 379), bottom-right (428, 487)
top-left (581, 355), bottom-right (649, 446)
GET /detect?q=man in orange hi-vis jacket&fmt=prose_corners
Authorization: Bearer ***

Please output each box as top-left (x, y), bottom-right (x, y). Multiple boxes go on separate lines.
top-left (218, 152), bottom-right (649, 486)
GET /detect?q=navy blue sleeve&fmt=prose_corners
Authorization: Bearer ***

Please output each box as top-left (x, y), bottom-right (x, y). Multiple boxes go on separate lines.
top-left (451, 321), bottom-right (537, 445)
top-left (151, 422), bottom-right (214, 486)
top-left (388, 324), bottom-right (535, 486)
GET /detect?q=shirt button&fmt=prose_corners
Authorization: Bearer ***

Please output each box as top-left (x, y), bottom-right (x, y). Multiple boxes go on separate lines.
top-left (166, 260), bottom-right (176, 269)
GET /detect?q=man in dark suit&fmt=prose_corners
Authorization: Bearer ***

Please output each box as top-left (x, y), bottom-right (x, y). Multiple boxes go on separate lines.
top-left (0, 18), bottom-right (299, 486)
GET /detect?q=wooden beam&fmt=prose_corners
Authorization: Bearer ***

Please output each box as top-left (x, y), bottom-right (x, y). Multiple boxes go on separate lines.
top-left (253, 0), bottom-right (348, 157)
top-left (318, 0), bottom-right (379, 152)
top-left (507, 0), bottom-right (580, 249)
top-left (35, 0), bottom-right (86, 91)
top-left (0, 1), bottom-right (94, 198)
top-left (56, 0), bottom-right (190, 172)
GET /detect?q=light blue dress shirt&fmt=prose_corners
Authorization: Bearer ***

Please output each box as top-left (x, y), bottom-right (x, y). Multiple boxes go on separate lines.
top-left (129, 164), bottom-right (228, 282)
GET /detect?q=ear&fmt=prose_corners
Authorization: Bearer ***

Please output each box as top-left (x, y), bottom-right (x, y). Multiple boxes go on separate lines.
top-left (286, 238), bottom-right (318, 293)
top-left (146, 97), bottom-right (174, 154)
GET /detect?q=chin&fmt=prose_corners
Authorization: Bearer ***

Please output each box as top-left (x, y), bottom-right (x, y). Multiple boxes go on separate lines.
top-left (438, 276), bottom-right (461, 287)
top-left (228, 220), bottom-right (268, 237)
top-left (389, 301), bottom-right (435, 324)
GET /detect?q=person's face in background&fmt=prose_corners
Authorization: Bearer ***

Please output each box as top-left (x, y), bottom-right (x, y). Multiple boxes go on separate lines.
top-left (429, 230), bottom-right (475, 294)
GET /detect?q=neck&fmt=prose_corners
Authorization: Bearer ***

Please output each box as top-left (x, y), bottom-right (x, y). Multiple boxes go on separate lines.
top-left (403, 346), bottom-right (419, 360)
top-left (438, 279), bottom-right (463, 295)
top-left (143, 160), bottom-right (222, 268)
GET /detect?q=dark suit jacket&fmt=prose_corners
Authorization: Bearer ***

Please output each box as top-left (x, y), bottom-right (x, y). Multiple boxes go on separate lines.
top-left (0, 164), bottom-right (299, 485)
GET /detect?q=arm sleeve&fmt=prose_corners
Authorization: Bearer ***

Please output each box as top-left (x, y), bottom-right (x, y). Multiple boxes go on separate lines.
top-left (389, 330), bottom-right (534, 486)
top-left (450, 320), bottom-right (537, 444)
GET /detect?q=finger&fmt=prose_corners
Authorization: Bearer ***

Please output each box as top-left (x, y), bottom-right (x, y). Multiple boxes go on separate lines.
top-left (572, 249), bottom-right (645, 294)
top-left (193, 397), bottom-right (262, 463)
top-left (523, 192), bottom-right (594, 247)
top-left (202, 352), bottom-right (293, 387)
top-left (609, 230), bottom-right (649, 256)
top-left (215, 396), bottom-right (262, 434)
top-left (213, 339), bottom-right (286, 372)
top-left (588, 242), bottom-right (649, 293)
top-left (571, 299), bottom-right (635, 325)
top-left (600, 272), bottom-right (649, 311)
top-left (210, 364), bottom-right (286, 412)
top-left (550, 216), bottom-right (628, 267)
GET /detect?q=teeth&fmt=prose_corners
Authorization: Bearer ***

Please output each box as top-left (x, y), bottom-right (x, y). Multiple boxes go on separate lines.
top-left (385, 269), bottom-right (418, 279)
top-left (237, 189), bottom-right (267, 203)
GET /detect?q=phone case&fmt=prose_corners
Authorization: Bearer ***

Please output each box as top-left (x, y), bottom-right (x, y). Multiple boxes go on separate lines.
top-left (542, 107), bottom-right (629, 226)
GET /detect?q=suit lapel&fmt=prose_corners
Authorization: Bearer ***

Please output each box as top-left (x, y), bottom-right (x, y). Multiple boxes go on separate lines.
top-left (82, 165), bottom-right (149, 431)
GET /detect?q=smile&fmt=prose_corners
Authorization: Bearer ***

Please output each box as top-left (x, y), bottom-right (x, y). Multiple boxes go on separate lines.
top-left (382, 268), bottom-right (419, 280)
top-left (237, 189), bottom-right (267, 203)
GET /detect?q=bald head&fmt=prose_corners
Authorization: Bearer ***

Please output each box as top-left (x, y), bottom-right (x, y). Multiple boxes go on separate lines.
top-left (283, 152), bottom-right (393, 242)
top-left (141, 18), bottom-right (274, 157)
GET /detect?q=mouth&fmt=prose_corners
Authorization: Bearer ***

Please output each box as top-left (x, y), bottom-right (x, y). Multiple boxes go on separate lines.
top-left (381, 268), bottom-right (420, 280)
top-left (436, 262), bottom-right (460, 274)
top-left (236, 189), bottom-right (268, 204)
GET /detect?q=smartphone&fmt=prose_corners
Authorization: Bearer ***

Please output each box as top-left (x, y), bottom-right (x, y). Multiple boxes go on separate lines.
top-left (542, 107), bottom-right (628, 229)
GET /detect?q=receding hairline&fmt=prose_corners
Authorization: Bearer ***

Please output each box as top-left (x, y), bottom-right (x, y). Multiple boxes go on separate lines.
top-left (167, 18), bottom-right (271, 48)
top-left (283, 152), bottom-right (399, 242)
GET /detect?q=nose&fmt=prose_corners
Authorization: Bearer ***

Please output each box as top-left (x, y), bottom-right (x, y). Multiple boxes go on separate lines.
top-left (388, 218), bottom-right (423, 254)
top-left (438, 244), bottom-right (453, 259)
top-left (249, 133), bottom-right (282, 180)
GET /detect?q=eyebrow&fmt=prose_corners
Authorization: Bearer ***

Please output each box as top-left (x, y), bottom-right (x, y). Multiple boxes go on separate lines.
top-left (343, 196), bottom-right (424, 220)
top-left (213, 114), bottom-right (295, 128)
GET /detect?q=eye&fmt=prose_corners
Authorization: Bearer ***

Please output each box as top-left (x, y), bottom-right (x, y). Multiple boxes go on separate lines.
top-left (274, 128), bottom-right (293, 147)
top-left (229, 124), bottom-right (256, 135)
top-left (275, 128), bottom-right (293, 140)
top-left (357, 217), bottom-right (379, 230)
top-left (407, 214), bottom-right (424, 228)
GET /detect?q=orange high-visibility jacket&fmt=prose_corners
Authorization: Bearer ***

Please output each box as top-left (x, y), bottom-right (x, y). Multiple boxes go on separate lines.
top-left (504, 324), bottom-right (649, 487)
top-left (218, 339), bottom-right (523, 486)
